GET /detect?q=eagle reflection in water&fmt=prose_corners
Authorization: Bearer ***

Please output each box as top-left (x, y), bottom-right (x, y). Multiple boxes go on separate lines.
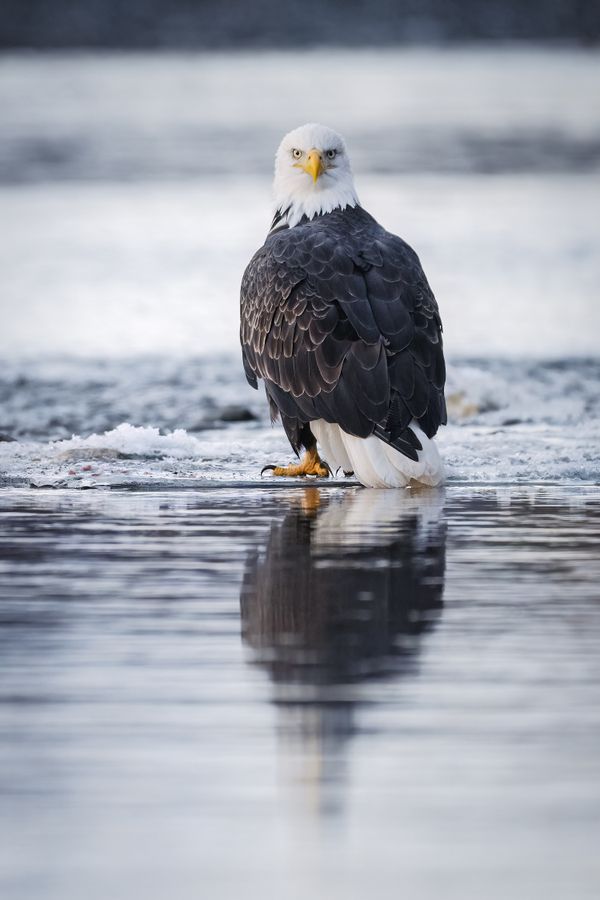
top-left (240, 487), bottom-right (446, 815)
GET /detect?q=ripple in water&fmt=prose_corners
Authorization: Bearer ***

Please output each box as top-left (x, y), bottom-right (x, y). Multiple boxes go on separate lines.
top-left (1, 484), bottom-right (599, 899)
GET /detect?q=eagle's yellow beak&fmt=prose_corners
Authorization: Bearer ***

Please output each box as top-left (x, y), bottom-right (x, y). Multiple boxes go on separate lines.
top-left (301, 149), bottom-right (324, 183)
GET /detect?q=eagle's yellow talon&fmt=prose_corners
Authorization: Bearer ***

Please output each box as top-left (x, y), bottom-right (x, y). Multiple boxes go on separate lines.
top-left (261, 448), bottom-right (331, 478)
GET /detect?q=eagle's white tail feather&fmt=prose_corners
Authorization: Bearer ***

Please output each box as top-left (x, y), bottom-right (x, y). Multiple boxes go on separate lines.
top-left (340, 432), bottom-right (401, 488)
top-left (312, 419), bottom-right (443, 488)
top-left (310, 420), bottom-right (353, 474)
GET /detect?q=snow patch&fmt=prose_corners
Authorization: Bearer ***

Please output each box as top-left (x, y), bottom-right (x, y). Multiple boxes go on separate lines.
top-left (55, 423), bottom-right (205, 458)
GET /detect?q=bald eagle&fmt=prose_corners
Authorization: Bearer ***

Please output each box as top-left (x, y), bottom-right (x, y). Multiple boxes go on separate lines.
top-left (240, 123), bottom-right (446, 488)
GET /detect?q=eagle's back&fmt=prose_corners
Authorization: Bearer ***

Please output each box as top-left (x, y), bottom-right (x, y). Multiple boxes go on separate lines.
top-left (240, 205), bottom-right (446, 460)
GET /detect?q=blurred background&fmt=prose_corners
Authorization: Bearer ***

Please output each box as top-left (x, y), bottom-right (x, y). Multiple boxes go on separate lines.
top-left (1, 0), bottom-right (599, 360)
top-left (2, 0), bottom-right (599, 47)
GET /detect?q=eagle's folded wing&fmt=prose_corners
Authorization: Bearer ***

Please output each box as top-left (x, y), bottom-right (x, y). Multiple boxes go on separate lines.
top-left (240, 209), bottom-right (446, 459)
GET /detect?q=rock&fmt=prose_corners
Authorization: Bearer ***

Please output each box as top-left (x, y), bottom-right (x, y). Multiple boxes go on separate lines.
top-left (0, 432), bottom-right (16, 442)
top-left (190, 406), bottom-right (259, 430)
top-left (57, 447), bottom-right (128, 462)
top-left (215, 405), bottom-right (257, 423)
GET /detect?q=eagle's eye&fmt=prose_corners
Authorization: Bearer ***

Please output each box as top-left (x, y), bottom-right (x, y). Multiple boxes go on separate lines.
top-left (291, 149), bottom-right (302, 160)
top-left (326, 149), bottom-right (337, 160)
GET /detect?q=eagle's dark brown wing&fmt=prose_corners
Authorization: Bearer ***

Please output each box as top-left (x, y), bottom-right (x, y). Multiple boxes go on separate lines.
top-left (240, 205), bottom-right (446, 459)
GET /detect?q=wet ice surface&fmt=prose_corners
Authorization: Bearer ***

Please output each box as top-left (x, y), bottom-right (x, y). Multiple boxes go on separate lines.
top-left (1, 484), bottom-right (600, 900)
top-left (0, 356), bottom-right (598, 488)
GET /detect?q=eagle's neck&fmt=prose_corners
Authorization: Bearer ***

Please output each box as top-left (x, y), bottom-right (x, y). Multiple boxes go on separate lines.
top-left (271, 177), bottom-right (359, 232)
top-left (269, 207), bottom-right (290, 233)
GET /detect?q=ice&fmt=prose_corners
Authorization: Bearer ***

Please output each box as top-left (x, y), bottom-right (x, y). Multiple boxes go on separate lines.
top-left (0, 357), bottom-right (598, 489)
top-left (56, 422), bottom-right (206, 458)
top-left (446, 359), bottom-right (600, 427)
top-left (0, 49), bottom-right (598, 489)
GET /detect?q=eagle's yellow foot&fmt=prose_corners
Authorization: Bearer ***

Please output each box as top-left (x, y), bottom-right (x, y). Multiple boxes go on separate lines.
top-left (261, 447), bottom-right (332, 478)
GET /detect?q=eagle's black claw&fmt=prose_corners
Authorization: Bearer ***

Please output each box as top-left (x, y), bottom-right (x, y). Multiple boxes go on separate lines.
top-left (261, 465), bottom-right (276, 476)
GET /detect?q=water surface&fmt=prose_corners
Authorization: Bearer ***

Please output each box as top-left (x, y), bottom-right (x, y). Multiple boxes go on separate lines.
top-left (1, 484), bottom-right (599, 899)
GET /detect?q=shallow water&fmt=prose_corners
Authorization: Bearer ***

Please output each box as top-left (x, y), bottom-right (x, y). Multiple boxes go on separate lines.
top-left (1, 484), bottom-right (600, 899)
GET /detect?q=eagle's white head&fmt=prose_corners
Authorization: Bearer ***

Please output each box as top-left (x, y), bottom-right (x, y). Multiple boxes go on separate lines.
top-left (272, 123), bottom-right (359, 229)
